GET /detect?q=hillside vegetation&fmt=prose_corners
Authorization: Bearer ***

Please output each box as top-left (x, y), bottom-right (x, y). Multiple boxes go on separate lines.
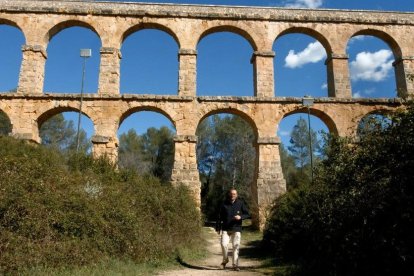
top-left (0, 137), bottom-right (201, 275)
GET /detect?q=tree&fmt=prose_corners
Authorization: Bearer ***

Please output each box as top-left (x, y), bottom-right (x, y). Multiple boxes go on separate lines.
top-left (118, 129), bottom-right (150, 173)
top-left (40, 114), bottom-right (90, 153)
top-left (264, 105), bottom-right (414, 275)
top-left (287, 117), bottom-right (321, 178)
top-left (196, 114), bottom-right (256, 220)
top-left (279, 143), bottom-right (303, 190)
top-left (118, 126), bottom-right (175, 183)
top-left (142, 126), bottom-right (175, 182)
top-left (0, 111), bottom-right (12, 136)
top-left (357, 113), bottom-right (392, 138)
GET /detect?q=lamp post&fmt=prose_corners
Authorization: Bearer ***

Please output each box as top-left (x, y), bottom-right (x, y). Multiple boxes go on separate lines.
top-left (302, 95), bottom-right (314, 182)
top-left (76, 48), bottom-right (91, 152)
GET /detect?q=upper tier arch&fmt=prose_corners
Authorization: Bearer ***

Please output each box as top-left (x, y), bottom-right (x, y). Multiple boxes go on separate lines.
top-left (275, 26), bottom-right (333, 54)
top-left (348, 28), bottom-right (402, 58)
top-left (122, 22), bottom-right (180, 48)
top-left (197, 25), bottom-right (258, 51)
top-left (44, 20), bottom-right (101, 44)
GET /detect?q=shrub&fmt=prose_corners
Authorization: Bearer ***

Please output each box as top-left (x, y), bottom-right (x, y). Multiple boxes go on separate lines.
top-left (0, 137), bottom-right (201, 275)
top-left (264, 105), bottom-right (414, 275)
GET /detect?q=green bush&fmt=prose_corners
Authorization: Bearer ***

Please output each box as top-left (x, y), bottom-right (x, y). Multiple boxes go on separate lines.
top-left (0, 137), bottom-right (201, 275)
top-left (264, 105), bottom-right (414, 275)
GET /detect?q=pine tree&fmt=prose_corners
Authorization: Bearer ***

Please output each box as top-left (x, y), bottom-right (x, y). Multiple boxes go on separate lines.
top-left (287, 117), bottom-right (321, 177)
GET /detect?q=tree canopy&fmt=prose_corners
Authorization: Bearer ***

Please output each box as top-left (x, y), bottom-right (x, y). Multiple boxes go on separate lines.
top-left (40, 113), bottom-right (90, 153)
top-left (118, 126), bottom-right (174, 183)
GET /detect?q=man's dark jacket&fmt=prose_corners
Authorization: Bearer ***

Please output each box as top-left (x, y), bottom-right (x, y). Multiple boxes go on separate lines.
top-left (216, 198), bottom-right (250, 232)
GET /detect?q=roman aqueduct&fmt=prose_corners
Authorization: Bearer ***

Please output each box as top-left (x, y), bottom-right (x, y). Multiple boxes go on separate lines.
top-left (0, 0), bottom-right (412, 227)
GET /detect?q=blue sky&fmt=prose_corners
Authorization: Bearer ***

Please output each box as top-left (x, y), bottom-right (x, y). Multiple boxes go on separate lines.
top-left (1, 0), bottom-right (413, 148)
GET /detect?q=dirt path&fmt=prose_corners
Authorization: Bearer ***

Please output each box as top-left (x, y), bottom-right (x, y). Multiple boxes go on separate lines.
top-left (158, 227), bottom-right (267, 276)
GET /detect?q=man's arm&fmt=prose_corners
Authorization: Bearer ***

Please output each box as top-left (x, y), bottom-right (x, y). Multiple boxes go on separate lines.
top-left (215, 204), bottom-right (223, 233)
top-left (240, 201), bottom-right (250, 220)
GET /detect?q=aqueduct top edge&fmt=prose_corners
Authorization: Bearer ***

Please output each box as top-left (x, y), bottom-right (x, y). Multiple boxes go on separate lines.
top-left (1, 0), bottom-right (413, 25)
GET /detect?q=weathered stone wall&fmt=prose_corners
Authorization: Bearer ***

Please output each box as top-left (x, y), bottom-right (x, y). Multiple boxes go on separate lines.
top-left (0, 0), bottom-right (411, 228)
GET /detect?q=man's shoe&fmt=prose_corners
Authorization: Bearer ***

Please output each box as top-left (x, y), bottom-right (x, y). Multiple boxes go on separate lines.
top-left (221, 259), bottom-right (229, 269)
top-left (233, 266), bottom-right (240, 271)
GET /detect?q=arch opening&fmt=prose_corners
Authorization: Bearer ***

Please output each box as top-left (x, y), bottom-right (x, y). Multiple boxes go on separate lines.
top-left (197, 31), bottom-right (254, 96)
top-left (38, 110), bottom-right (94, 153)
top-left (278, 111), bottom-right (333, 190)
top-left (196, 112), bottom-right (257, 221)
top-left (118, 110), bottom-right (176, 182)
top-left (0, 24), bottom-right (25, 92)
top-left (273, 32), bottom-right (329, 97)
top-left (357, 110), bottom-right (393, 138)
top-left (347, 33), bottom-right (398, 98)
top-left (120, 29), bottom-right (179, 95)
top-left (0, 109), bottom-right (12, 136)
top-left (44, 26), bottom-right (101, 93)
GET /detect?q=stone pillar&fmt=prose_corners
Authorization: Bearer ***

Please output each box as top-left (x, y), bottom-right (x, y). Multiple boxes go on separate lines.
top-left (178, 49), bottom-right (197, 97)
top-left (91, 135), bottom-right (118, 163)
top-left (17, 44), bottom-right (47, 95)
top-left (10, 109), bottom-right (41, 143)
top-left (98, 47), bottom-right (121, 95)
top-left (252, 51), bottom-right (275, 97)
top-left (171, 135), bottom-right (201, 207)
top-left (252, 137), bottom-right (286, 230)
top-left (326, 53), bottom-right (352, 98)
top-left (393, 56), bottom-right (414, 99)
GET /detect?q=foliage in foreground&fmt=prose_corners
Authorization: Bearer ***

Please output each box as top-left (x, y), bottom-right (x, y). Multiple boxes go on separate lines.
top-left (0, 137), bottom-right (201, 275)
top-left (264, 105), bottom-right (414, 275)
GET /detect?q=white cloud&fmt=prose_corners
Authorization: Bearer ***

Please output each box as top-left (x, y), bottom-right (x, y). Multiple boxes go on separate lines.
top-left (348, 35), bottom-right (366, 45)
top-left (350, 49), bottom-right (394, 82)
top-left (284, 0), bottom-right (323, 8)
top-left (353, 92), bottom-right (362, 98)
top-left (321, 83), bottom-right (328, 89)
top-left (364, 88), bottom-right (376, 95)
top-left (353, 88), bottom-right (376, 98)
top-left (278, 130), bottom-right (290, 137)
top-left (284, 41), bottom-right (327, 69)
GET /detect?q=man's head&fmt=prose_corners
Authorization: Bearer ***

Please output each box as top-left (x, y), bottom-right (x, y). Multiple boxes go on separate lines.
top-left (228, 188), bottom-right (238, 202)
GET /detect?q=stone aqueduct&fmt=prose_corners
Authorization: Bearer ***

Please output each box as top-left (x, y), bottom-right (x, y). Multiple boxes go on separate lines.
top-left (0, 0), bottom-right (412, 227)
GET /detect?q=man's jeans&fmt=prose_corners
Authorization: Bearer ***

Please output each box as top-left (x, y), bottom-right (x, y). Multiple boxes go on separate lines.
top-left (221, 231), bottom-right (241, 267)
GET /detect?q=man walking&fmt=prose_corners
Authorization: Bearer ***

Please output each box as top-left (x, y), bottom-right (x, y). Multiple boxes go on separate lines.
top-left (215, 188), bottom-right (249, 271)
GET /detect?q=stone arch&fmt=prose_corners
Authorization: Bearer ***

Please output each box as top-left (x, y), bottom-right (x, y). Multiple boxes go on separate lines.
top-left (356, 108), bottom-right (394, 137)
top-left (36, 106), bottom-right (95, 131)
top-left (197, 25), bottom-right (258, 51)
top-left (197, 108), bottom-right (258, 139)
top-left (0, 107), bottom-right (13, 135)
top-left (43, 22), bottom-right (102, 93)
top-left (44, 20), bottom-right (101, 44)
top-left (275, 26), bottom-right (333, 54)
top-left (347, 29), bottom-right (401, 98)
top-left (0, 20), bottom-right (26, 92)
top-left (0, 18), bottom-right (26, 41)
top-left (120, 25), bottom-right (179, 95)
top-left (280, 107), bottom-right (338, 136)
top-left (119, 106), bottom-right (176, 129)
top-left (349, 29), bottom-right (402, 58)
top-left (121, 23), bottom-right (180, 48)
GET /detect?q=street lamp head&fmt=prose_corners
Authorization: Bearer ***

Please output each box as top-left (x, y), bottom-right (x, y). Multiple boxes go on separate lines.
top-left (80, 48), bottom-right (92, 58)
top-left (302, 95), bottom-right (314, 107)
